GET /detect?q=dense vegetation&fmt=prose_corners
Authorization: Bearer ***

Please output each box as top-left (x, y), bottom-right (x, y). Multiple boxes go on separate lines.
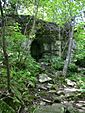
top-left (0, 0), bottom-right (85, 113)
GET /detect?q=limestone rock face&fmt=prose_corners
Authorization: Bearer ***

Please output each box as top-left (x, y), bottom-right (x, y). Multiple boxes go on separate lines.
top-left (3, 15), bottom-right (73, 61)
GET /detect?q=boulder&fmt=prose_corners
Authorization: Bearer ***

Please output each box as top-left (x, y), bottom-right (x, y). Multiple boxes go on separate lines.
top-left (39, 74), bottom-right (52, 83)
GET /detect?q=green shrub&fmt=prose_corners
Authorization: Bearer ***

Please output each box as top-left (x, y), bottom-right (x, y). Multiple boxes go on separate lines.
top-left (0, 100), bottom-right (15, 113)
top-left (51, 56), bottom-right (64, 70)
top-left (68, 63), bottom-right (78, 72)
top-left (68, 73), bottom-right (85, 90)
top-left (74, 22), bottom-right (85, 67)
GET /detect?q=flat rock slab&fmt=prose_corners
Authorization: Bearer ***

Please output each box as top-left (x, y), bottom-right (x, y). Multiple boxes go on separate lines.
top-left (33, 104), bottom-right (65, 113)
top-left (33, 103), bottom-right (80, 113)
top-left (39, 74), bottom-right (52, 83)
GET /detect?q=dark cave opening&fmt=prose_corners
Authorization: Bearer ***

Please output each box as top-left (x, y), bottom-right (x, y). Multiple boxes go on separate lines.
top-left (30, 39), bottom-right (44, 61)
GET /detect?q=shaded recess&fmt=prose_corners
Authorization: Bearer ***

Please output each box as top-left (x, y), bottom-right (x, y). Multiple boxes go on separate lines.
top-left (30, 39), bottom-right (44, 61)
top-left (3, 15), bottom-right (72, 60)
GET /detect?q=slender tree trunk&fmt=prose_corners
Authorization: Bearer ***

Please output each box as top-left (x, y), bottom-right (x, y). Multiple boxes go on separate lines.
top-left (30, 0), bottom-right (39, 37)
top-left (0, 0), bottom-right (10, 92)
top-left (25, 0), bottom-right (39, 38)
top-left (62, 26), bottom-right (74, 76)
top-left (58, 26), bottom-right (62, 58)
top-left (23, 0), bottom-right (39, 52)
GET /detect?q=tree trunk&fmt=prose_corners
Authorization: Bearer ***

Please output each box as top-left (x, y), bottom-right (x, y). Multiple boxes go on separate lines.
top-left (24, 0), bottom-right (39, 37)
top-left (0, 0), bottom-right (10, 92)
top-left (58, 26), bottom-right (62, 58)
top-left (62, 26), bottom-right (74, 76)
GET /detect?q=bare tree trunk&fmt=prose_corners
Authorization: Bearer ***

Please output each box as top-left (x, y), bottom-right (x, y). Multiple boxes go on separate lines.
top-left (0, 0), bottom-right (10, 92)
top-left (24, 0), bottom-right (39, 37)
top-left (31, 0), bottom-right (39, 36)
top-left (23, 0), bottom-right (39, 53)
top-left (58, 26), bottom-right (62, 58)
top-left (62, 26), bottom-right (74, 76)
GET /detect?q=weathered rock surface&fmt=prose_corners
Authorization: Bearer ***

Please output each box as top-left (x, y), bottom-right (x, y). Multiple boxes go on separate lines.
top-left (33, 103), bottom-right (79, 113)
top-left (33, 104), bottom-right (65, 113)
top-left (39, 74), bottom-right (52, 83)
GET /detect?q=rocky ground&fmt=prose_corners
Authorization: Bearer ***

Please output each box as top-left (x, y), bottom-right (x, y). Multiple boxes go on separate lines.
top-left (0, 59), bottom-right (85, 113)
top-left (30, 61), bottom-right (85, 113)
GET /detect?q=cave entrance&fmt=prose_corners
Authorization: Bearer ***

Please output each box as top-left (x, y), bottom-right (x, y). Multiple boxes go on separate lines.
top-left (30, 39), bottom-right (44, 61)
